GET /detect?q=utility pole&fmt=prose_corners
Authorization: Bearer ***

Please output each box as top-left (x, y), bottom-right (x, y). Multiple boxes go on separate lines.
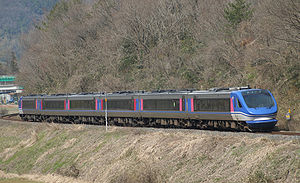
top-left (105, 92), bottom-right (108, 131)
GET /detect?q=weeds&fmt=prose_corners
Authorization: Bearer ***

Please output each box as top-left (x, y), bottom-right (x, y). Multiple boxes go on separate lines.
top-left (112, 163), bottom-right (166, 183)
top-left (58, 164), bottom-right (80, 178)
top-left (0, 177), bottom-right (42, 183)
top-left (247, 170), bottom-right (273, 183)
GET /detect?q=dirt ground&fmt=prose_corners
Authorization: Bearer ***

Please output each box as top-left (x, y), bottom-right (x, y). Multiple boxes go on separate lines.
top-left (0, 120), bottom-right (299, 183)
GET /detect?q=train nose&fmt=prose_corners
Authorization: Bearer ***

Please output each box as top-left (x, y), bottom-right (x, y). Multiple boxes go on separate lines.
top-left (246, 119), bottom-right (277, 131)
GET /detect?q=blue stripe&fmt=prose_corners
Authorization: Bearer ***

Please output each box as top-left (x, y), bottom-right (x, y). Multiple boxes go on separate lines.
top-left (136, 99), bottom-right (139, 111)
top-left (99, 100), bottom-right (102, 111)
top-left (21, 109), bottom-right (276, 117)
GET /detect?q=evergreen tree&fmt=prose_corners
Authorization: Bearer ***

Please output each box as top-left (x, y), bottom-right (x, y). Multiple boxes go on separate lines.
top-left (224, 0), bottom-right (253, 29)
top-left (0, 62), bottom-right (7, 75)
top-left (9, 51), bottom-right (18, 74)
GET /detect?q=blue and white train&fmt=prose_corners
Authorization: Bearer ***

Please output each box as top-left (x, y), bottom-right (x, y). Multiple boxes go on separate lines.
top-left (18, 86), bottom-right (278, 131)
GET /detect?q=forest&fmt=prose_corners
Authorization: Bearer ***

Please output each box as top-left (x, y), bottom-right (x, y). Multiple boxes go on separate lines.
top-left (16, 0), bottom-right (300, 130)
top-left (0, 0), bottom-right (58, 67)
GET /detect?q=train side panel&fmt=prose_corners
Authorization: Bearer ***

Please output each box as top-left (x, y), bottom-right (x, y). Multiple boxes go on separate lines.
top-left (187, 93), bottom-right (233, 121)
top-left (139, 94), bottom-right (187, 119)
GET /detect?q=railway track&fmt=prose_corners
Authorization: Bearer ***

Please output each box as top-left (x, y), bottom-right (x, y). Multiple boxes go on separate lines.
top-left (1, 113), bottom-right (300, 136)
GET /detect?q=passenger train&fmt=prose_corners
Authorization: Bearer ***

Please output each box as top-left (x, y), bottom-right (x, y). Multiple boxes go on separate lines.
top-left (18, 86), bottom-right (278, 131)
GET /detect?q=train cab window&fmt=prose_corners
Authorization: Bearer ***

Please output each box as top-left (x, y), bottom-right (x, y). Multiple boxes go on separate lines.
top-left (234, 98), bottom-right (237, 108)
top-left (237, 98), bottom-right (242, 108)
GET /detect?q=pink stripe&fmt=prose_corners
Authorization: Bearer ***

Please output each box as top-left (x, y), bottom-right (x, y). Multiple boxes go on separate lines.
top-left (95, 99), bottom-right (98, 110)
top-left (68, 100), bottom-right (70, 110)
top-left (101, 100), bottom-right (103, 110)
top-left (230, 98), bottom-right (234, 112)
top-left (141, 99), bottom-right (143, 110)
top-left (191, 98), bottom-right (194, 112)
top-left (36, 100), bottom-right (38, 109)
top-left (179, 99), bottom-right (182, 111)
top-left (134, 99), bottom-right (136, 111)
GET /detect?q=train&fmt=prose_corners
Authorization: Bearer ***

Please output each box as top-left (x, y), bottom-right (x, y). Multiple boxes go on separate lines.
top-left (18, 86), bottom-right (278, 131)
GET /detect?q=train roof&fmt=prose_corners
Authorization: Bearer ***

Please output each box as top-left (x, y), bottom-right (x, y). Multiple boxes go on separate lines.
top-left (22, 86), bottom-right (252, 98)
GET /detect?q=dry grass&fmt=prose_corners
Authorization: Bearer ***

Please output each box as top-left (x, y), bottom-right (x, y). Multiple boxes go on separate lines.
top-left (0, 120), bottom-right (299, 183)
top-left (0, 177), bottom-right (42, 183)
top-left (0, 105), bottom-right (18, 115)
top-left (0, 108), bottom-right (8, 116)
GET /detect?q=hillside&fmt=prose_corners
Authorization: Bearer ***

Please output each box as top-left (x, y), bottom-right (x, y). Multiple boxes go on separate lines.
top-left (0, 120), bottom-right (299, 183)
top-left (17, 0), bottom-right (300, 130)
top-left (0, 0), bottom-right (58, 67)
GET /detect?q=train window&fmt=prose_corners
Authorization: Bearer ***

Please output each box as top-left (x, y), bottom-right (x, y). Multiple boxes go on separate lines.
top-left (237, 98), bottom-right (242, 108)
top-left (22, 100), bottom-right (36, 109)
top-left (242, 90), bottom-right (274, 108)
top-left (103, 99), bottom-right (134, 110)
top-left (234, 98), bottom-right (237, 108)
top-left (194, 98), bottom-right (230, 112)
top-left (143, 99), bottom-right (180, 111)
top-left (43, 100), bottom-right (65, 110)
top-left (70, 100), bottom-right (95, 110)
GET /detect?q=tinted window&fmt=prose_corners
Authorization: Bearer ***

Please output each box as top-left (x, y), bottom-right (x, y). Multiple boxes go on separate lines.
top-left (242, 90), bottom-right (275, 108)
top-left (237, 98), bottom-right (242, 108)
top-left (194, 98), bottom-right (230, 112)
top-left (43, 100), bottom-right (65, 110)
top-left (143, 99), bottom-right (180, 111)
top-left (103, 99), bottom-right (133, 110)
top-left (22, 100), bottom-right (36, 109)
top-left (70, 100), bottom-right (95, 110)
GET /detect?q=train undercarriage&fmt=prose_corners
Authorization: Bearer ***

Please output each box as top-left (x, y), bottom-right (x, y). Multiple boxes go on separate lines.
top-left (20, 114), bottom-right (252, 132)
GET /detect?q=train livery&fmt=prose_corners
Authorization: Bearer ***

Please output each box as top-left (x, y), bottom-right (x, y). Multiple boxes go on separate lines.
top-left (18, 86), bottom-right (278, 131)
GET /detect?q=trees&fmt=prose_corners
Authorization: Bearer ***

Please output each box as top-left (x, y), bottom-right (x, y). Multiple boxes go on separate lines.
top-left (224, 0), bottom-right (253, 29)
top-left (0, 62), bottom-right (7, 75)
top-left (17, 0), bottom-right (300, 129)
top-left (9, 51), bottom-right (18, 74)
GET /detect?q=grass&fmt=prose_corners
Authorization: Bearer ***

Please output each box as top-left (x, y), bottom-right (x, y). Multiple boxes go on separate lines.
top-left (231, 145), bottom-right (247, 157)
top-left (0, 122), bottom-right (299, 183)
top-left (0, 136), bottom-right (20, 152)
top-left (43, 153), bottom-right (79, 174)
top-left (247, 170), bottom-right (273, 183)
top-left (0, 130), bottom-right (71, 174)
top-left (0, 178), bottom-right (42, 183)
top-left (196, 154), bottom-right (209, 164)
top-left (0, 104), bottom-right (18, 115)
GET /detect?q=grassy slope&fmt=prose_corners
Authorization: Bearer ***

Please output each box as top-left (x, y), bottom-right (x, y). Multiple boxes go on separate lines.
top-left (0, 121), bottom-right (299, 183)
top-left (0, 178), bottom-right (42, 183)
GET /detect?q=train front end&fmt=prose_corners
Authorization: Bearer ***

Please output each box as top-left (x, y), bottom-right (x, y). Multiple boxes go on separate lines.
top-left (231, 89), bottom-right (278, 131)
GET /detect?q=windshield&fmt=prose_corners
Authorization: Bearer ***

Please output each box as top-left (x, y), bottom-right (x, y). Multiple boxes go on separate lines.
top-left (242, 90), bottom-right (275, 108)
